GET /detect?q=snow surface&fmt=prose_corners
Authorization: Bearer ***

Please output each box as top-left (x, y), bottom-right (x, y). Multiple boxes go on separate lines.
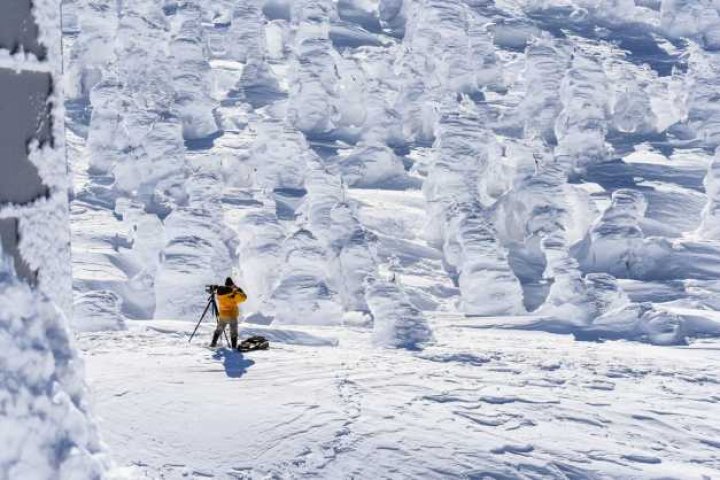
top-left (79, 318), bottom-right (720, 479)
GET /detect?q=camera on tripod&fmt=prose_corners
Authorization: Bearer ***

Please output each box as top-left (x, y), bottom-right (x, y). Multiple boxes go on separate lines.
top-left (205, 284), bottom-right (219, 294)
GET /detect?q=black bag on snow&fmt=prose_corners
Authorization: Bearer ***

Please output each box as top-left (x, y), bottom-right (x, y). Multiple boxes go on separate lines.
top-left (238, 335), bottom-right (269, 352)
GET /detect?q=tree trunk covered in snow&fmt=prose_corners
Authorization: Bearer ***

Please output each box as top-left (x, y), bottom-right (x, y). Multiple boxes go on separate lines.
top-left (0, 0), bottom-right (107, 477)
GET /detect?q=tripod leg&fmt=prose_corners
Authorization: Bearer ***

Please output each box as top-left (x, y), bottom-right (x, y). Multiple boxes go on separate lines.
top-left (189, 297), bottom-right (213, 344)
top-left (210, 330), bottom-right (221, 348)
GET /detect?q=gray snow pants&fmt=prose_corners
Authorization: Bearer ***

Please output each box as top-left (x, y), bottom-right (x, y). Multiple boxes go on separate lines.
top-left (215, 317), bottom-right (238, 337)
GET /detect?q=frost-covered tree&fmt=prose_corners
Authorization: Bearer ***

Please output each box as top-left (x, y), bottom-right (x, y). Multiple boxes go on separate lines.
top-left (366, 276), bottom-right (434, 349)
top-left (249, 119), bottom-right (309, 190)
top-left (347, 46), bottom-right (404, 145)
top-left (573, 189), bottom-right (649, 278)
top-left (425, 110), bottom-right (525, 316)
top-left (169, 1), bottom-right (218, 140)
top-left (226, 0), bottom-right (266, 63)
top-left (698, 147), bottom-right (720, 238)
top-left (450, 210), bottom-right (526, 316)
top-left (334, 143), bottom-right (406, 187)
top-left (65, 0), bottom-right (119, 102)
top-left (554, 51), bottom-right (611, 170)
top-left (1, 0), bottom-right (108, 475)
top-left (234, 200), bottom-right (286, 315)
top-left (520, 36), bottom-right (569, 144)
top-left (287, 0), bottom-right (339, 134)
top-left (301, 164), bottom-right (378, 311)
top-left (518, 160), bottom-right (594, 322)
top-left (271, 229), bottom-right (344, 324)
top-left (660, 0), bottom-right (720, 49)
top-left (684, 48), bottom-right (720, 148)
top-left (155, 170), bottom-right (233, 320)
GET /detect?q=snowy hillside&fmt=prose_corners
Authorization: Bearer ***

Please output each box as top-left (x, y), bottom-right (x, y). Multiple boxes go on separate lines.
top-left (62, 0), bottom-right (720, 346)
top-left (55, 0), bottom-right (720, 477)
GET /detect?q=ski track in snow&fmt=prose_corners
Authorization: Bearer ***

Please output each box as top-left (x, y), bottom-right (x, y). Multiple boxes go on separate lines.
top-left (79, 320), bottom-right (720, 479)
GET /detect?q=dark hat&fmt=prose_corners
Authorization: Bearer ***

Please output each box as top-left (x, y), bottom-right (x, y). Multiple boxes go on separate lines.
top-left (225, 277), bottom-right (234, 287)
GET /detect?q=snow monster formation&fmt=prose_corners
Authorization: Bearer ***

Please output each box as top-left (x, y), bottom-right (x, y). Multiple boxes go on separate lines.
top-left (64, 0), bottom-right (720, 346)
top-left (0, 0), bottom-right (107, 477)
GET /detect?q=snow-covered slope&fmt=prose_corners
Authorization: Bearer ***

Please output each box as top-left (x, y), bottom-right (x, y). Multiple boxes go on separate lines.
top-left (56, 1), bottom-right (720, 477)
top-left (80, 318), bottom-right (720, 479)
top-left (63, 0), bottom-right (720, 346)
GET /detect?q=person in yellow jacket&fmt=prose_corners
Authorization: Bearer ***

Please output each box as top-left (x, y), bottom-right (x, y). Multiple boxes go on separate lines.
top-left (211, 277), bottom-right (247, 349)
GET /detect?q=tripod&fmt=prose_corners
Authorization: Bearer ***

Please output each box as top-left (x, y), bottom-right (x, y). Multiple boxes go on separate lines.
top-left (188, 292), bottom-right (230, 346)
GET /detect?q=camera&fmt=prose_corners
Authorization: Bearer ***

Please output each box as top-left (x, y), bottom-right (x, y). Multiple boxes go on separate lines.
top-left (205, 284), bottom-right (219, 294)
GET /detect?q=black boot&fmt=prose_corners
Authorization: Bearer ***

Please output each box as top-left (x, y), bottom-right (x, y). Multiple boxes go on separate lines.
top-left (231, 334), bottom-right (238, 349)
top-left (210, 331), bottom-right (221, 348)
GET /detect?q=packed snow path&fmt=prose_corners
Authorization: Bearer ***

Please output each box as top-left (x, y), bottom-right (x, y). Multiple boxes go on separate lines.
top-left (80, 319), bottom-right (720, 479)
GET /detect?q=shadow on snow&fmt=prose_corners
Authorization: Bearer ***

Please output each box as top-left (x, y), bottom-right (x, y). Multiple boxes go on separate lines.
top-left (212, 348), bottom-right (255, 379)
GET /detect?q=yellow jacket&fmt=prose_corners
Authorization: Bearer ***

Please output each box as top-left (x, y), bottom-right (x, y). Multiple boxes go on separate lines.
top-left (216, 287), bottom-right (247, 319)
